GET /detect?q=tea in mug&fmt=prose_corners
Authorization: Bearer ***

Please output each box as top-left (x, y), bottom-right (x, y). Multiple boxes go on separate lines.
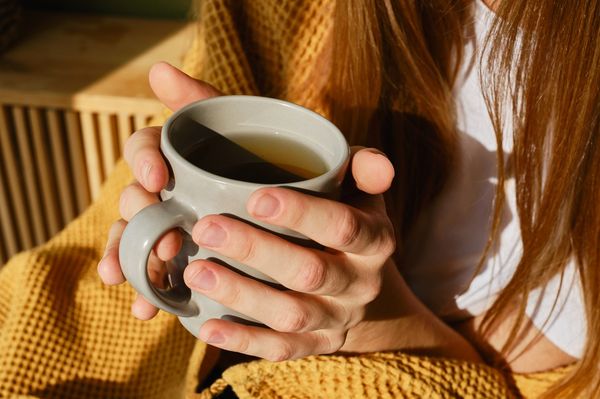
top-left (182, 131), bottom-right (328, 184)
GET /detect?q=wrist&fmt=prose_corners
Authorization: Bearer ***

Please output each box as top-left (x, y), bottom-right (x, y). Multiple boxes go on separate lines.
top-left (340, 261), bottom-right (482, 362)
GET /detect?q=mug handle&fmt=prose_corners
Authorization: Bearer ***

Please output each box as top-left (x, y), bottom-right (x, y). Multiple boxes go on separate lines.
top-left (119, 198), bottom-right (200, 317)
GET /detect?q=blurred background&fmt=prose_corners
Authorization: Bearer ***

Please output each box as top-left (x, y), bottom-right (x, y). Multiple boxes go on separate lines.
top-left (23, 0), bottom-right (192, 19)
top-left (0, 0), bottom-right (195, 266)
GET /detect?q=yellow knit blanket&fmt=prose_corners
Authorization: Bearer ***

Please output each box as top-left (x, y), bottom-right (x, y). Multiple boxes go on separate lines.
top-left (0, 1), bottom-right (574, 398)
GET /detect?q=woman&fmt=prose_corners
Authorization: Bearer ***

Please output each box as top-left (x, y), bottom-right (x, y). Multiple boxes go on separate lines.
top-left (98, 0), bottom-right (599, 397)
top-left (0, 0), bottom-right (594, 397)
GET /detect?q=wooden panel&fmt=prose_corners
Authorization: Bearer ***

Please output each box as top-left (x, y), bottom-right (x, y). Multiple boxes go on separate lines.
top-left (0, 12), bottom-right (191, 265)
top-left (133, 114), bottom-right (150, 132)
top-left (117, 113), bottom-right (133, 155)
top-left (0, 228), bottom-right (5, 265)
top-left (0, 161), bottom-right (18, 257)
top-left (46, 109), bottom-right (76, 224)
top-left (64, 111), bottom-right (91, 213)
top-left (80, 111), bottom-right (103, 201)
top-left (29, 107), bottom-right (61, 236)
top-left (99, 112), bottom-right (117, 178)
top-left (13, 106), bottom-right (46, 245)
top-left (0, 106), bottom-right (33, 249)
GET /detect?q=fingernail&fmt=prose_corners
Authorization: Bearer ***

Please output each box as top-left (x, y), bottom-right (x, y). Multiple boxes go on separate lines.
top-left (204, 331), bottom-right (225, 345)
top-left (196, 222), bottom-right (227, 247)
top-left (365, 148), bottom-right (386, 156)
top-left (252, 194), bottom-right (280, 218)
top-left (188, 266), bottom-right (216, 291)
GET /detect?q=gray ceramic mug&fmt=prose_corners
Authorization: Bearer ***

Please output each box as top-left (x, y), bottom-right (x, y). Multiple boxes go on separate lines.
top-left (119, 95), bottom-right (349, 337)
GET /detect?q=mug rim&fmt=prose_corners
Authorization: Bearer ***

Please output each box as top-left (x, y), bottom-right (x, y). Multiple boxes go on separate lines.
top-left (160, 95), bottom-right (350, 189)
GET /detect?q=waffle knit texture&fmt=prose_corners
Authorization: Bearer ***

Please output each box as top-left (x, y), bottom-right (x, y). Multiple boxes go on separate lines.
top-left (0, 0), bottom-right (575, 398)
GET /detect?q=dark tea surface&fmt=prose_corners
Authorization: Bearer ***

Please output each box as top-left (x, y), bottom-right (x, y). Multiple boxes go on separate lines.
top-left (181, 131), bottom-right (328, 184)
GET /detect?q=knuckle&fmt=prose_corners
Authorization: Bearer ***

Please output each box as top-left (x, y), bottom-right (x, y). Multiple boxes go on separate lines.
top-left (235, 333), bottom-right (251, 354)
top-left (274, 303), bottom-right (310, 333)
top-left (108, 219), bottom-right (126, 238)
top-left (317, 331), bottom-right (344, 354)
top-left (293, 255), bottom-right (327, 293)
top-left (379, 224), bottom-right (397, 257)
top-left (361, 276), bottom-right (382, 304)
top-left (118, 184), bottom-right (141, 218)
top-left (285, 196), bottom-right (307, 229)
top-left (123, 132), bottom-right (138, 163)
top-left (238, 236), bottom-right (258, 265)
top-left (266, 343), bottom-right (294, 362)
top-left (332, 301), bottom-right (353, 328)
top-left (124, 127), bottom-right (159, 161)
top-left (220, 283), bottom-right (242, 307)
top-left (328, 333), bottom-right (346, 353)
top-left (333, 208), bottom-right (360, 248)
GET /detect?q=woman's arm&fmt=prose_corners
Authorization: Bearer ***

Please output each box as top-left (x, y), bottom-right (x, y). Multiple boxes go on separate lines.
top-left (342, 260), bottom-right (482, 362)
top-left (454, 307), bottom-right (577, 372)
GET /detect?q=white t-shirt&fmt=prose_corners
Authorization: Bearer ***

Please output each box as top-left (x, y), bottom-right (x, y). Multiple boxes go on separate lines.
top-left (401, 0), bottom-right (586, 358)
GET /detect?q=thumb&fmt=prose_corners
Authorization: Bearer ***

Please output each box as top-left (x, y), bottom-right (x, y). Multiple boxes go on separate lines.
top-left (351, 147), bottom-right (395, 195)
top-left (148, 62), bottom-right (222, 111)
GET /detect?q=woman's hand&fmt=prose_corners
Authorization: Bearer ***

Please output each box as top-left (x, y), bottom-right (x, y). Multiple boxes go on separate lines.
top-left (99, 62), bottom-right (401, 360)
top-left (99, 63), bottom-right (482, 362)
top-left (98, 62), bottom-right (221, 319)
top-left (179, 150), bottom-right (396, 360)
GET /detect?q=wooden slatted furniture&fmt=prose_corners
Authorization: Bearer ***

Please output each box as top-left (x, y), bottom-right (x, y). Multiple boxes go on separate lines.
top-left (0, 11), bottom-right (192, 265)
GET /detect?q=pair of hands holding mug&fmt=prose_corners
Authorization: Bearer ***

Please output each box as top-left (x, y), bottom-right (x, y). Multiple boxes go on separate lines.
top-left (97, 62), bottom-right (397, 361)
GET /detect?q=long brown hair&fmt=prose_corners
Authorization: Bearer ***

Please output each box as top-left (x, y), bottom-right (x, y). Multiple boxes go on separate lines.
top-left (328, 0), bottom-right (599, 397)
top-left (328, 0), bottom-right (472, 239)
top-left (481, 1), bottom-right (600, 397)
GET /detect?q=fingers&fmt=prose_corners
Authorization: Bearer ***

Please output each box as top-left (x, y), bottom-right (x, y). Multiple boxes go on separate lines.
top-left (183, 260), bottom-right (342, 332)
top-left (131, 294), bottom-right (159, 320)
top-left (246, 188), bottom-right (395, 257)
top-left (123, 126), bottom-right (168, 193)
top-left (197, 318), bottom-right (344, 361)
top-left (98, 220), bottom-right (159, 320)
top-left (191, 215), bottom-right (354, 295)
top-left (147, 251), bottom-right (170, 289)
top-left (123, 63), bottom-right (222, 193)
top-left (98, 220), bottom-right (127, 285)
top-left (119, 181), bottom-right (159, 221)
top-left (350, 147), bottom-right (395, 195)
top-left (149, 62), bottom-right (222, 112)
top-left (110, 60), bottom-right (222, 325)
top-left (119, 182), bottom-right (182, 260)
